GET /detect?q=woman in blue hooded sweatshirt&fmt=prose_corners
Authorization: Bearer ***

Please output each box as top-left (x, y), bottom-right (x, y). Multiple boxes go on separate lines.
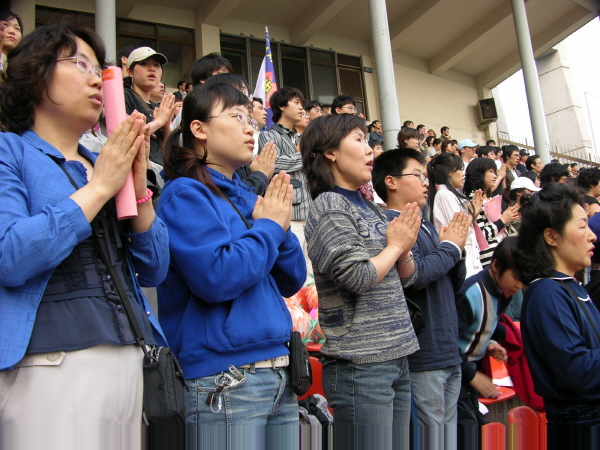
top-left (156, 83), bottom-right (306, 449)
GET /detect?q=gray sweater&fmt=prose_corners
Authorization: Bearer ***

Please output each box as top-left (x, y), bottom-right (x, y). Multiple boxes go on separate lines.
top-left (305, 187), bottom-right (419, 364)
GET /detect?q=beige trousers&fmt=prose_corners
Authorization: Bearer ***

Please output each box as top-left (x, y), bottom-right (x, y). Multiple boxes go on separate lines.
top-left (0, 343), bottom-right (144, 450)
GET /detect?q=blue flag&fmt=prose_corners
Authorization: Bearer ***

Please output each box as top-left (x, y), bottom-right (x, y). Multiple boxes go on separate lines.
top-left (253, 27), bottom-right (278, 128)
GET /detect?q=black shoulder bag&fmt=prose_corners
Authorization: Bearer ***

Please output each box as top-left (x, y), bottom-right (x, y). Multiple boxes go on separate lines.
top-left (50, 156), bottom-right (187, 449)
top-left (221, 192), bottom-right (312, 396)
top-left (365, 201), bottom-right (425, 335)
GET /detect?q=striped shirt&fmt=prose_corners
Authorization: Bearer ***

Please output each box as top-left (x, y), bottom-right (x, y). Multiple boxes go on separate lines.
top-left (258, 123), bottom-right (311, 220)
top-left (305, 187), bottom-right (419, 364)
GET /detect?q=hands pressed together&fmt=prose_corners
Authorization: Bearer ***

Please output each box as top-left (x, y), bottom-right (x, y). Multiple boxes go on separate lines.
top-left (253, 170), bottom-right (293, 232)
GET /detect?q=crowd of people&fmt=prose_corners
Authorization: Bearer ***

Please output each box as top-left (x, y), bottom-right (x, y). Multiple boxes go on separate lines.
top-left (1, 13), bottom-right (599, 450)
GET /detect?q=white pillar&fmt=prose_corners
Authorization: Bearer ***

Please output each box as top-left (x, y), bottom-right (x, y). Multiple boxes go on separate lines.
top-left (510, 0), bottom-right (551, 164)
top-left (95, 0), bottom-right (116, 64)
top-left (368, 0), bottom-right (401, 150)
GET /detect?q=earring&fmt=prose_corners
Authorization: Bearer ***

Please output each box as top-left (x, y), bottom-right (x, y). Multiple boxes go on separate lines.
top-left (332, 158), bottom-right (336, 162)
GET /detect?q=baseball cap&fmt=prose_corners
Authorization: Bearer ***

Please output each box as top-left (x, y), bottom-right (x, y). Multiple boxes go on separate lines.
top-left (127, 47), bottom-right (168, 68)
top-left (457, 139), bottom-right (479, 150)
top-left (510, 177), bottom-right (541, 192)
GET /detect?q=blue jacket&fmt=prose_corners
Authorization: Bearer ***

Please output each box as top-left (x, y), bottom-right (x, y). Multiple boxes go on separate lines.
top-left (385, 211), bottom-right (465, 371)
top-left (156, 168), bottom-right (306, 379)
top-left (522, 273), bottom-right (600, 403)
top-left (0, 130), bottom-right (169, 371)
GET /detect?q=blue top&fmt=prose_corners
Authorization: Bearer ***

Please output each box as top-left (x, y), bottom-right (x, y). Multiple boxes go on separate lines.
top-left (385, 210), bottom-right (465, 371)
top-left (456, 268), bottom-right (511, 382)
top-left (0, 130), bottom-right (169, 371)
top-left (156, 167), bottom-right (306, 379)
top-left (522, 273), bottom-right (600, 404)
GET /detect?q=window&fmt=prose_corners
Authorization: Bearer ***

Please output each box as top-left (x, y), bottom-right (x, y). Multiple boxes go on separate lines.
top-left (35, 7), bottom-right (195, 89)
top-left (220, 33), bottom-right (364, 115)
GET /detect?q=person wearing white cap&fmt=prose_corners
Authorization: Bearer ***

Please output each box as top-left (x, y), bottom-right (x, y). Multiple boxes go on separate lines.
top-left (501, 176), bottom-right (541, 237)
top-left (125, 46), bottom-right (176, 165)
top-left (457, 139), bottom-right (478, 172)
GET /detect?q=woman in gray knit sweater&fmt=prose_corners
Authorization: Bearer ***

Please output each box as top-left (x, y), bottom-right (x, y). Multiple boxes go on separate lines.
top-left (301, 114), bottom-right (420, 450)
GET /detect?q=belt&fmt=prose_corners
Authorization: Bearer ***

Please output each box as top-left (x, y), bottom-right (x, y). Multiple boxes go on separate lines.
top-left (239, 355), bottom-right (289, 369)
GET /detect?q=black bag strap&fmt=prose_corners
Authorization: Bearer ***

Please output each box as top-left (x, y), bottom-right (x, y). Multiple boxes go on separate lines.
top-left (364, 200), bottom-right (387, 223)
top-left (48, 155), bottom-right (151, 357)
top-left (553, 279), bottom-right (600, 342)
top-left (221, 192), bottom-right (252, 229)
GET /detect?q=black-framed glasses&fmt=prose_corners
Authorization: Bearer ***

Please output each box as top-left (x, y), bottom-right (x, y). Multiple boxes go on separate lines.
top-left (57, 56), bottom-right (102, 79)
top-left (391, 173), bottom-right (427, 182)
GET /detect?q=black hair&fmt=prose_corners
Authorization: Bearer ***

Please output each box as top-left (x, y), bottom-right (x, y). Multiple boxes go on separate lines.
top-left (464, 157), bottom-right (497, 197)
top-left (571, 163), bottom-right (579, 168)
top-left (540, 162), bottom-right (569, 187)
top-left (331, 94), bottom-right (355, 114)
top-left (433, 138), bottom-right (442, 147)
top-left (491, 236), bottom-right (520, 276)
top-left (520, 149), bottom-right (529, 157)
top-left (118, 45), bottom-right (137, 63)
top-left (162, 83), bottom-right (249, 196)
top-left (486, 139), bottom-right (496, 146)
top-left (514, 183), bottom-right (585, 284)
top-left (0, 11), bottom-right (23, 38)
top-left (502, 144), bottom-right (519, 162)
top-left (304, 100), bottom-right (321, 112)
top-left (270, 87), bottom-right (305, 123)
top-left (177, 80), bottom-right (186, 88)
top-left (451, 139), bottom-right (458, 146)
top-left (441, 139), bottom-right (453, 153)
top-left (441, 126), bottom-right (449, 133)
top-left (525, 154), bottom-right (541, 171)
top-left (203, 72), bottom-right (249, 93)
top-left (427, 152), bottom-right (469, 219)
top-left (403, 120), bottom-right (414, 127)
top-left (252, 97), bottom-right (263, 105)
top-left (501, 185), bottom-right (528, 206)
top-left (191, 52), bottom-right (233, 85)
top-left (577, 167), bottom-right (600, 192)
top-left (425, 136), bottom-right (435, 147)
top-left (397, 127), bottom-right (419, 148)
top-left (519, 171), bottom-right (539, 184)
top-left (186, 83), bottom-right (193, 90)
top-left (476, 145), bottom-right (495, 158)
top-left (417, 124), bottom-right (425, 131)
top-left (301, 114), bottom-right (367, 200)
top-left (0, 20), bottom-right (106, 134)
top-left (372, 148), bottom-right (425, 202)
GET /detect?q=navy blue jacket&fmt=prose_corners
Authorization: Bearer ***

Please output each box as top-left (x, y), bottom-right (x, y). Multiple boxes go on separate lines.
top-left (385, 211), bottom-right (465, 371)
top-left (522, 273), bottom-right (600, 404)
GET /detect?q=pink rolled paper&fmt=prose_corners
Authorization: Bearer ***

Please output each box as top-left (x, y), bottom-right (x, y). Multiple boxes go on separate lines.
top-left (102, 66), bottom-right (138, 220)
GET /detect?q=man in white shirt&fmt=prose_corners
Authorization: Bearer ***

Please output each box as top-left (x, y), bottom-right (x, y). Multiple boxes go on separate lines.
top-left (457, 139), bottom-right (478, 172)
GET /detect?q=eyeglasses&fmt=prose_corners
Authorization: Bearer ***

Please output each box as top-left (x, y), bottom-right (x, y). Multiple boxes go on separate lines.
top-left (391, 173), bottom-right (427, 182)
top-left (342, 105), bottom-right (357, 113)
top-left (207, 112), bottom-right (250, 126)
top-left (57, 56), bottom-right (102, 79)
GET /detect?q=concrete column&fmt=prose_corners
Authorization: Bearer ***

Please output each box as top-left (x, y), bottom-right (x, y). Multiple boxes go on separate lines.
top-left (194, 8), bottom-right (221, 59)
top-left (368, 0), bottom-right (401, 150)
top-left (96, 0), bottom-right (116, 64)
top-left (510, 0), bottom-right (551, 163)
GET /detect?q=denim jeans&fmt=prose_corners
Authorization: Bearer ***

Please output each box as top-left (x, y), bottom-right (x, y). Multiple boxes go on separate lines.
top-left (185, 365), bottom-right (299, 450)
top-left (410, 364), bottom-right (461, 450)
top-left (321, 356), bottom-right (412, 450)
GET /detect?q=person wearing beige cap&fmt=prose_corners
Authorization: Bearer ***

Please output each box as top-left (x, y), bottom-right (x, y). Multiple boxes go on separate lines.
top-left (125, 46), bottom-right (176, 165)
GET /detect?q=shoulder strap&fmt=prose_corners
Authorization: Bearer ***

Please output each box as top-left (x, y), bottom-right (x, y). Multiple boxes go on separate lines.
top-left (554, 280), bottom-right (600, 342)
top-left (364, 200), bottom-right (386, 223)
top-left (221, 192), bottom-right (251, 229)
top-left (47, 155), bottom-right (150, 356)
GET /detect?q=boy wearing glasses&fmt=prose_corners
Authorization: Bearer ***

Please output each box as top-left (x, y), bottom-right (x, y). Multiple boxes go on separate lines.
top-left (373, 148), bottom-right (470, 450)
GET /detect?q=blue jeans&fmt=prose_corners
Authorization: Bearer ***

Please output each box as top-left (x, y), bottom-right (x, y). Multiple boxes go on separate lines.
top-left (185, 366), bottom-right (299, 450)
top-left (322, 356), bottom-right (412, 450)
top-left (410, 364), bottom-right (462, 450)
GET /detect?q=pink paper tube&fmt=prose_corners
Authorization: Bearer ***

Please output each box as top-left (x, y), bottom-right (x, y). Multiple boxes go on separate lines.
top-left (102, 66), bottom-right (138, 220)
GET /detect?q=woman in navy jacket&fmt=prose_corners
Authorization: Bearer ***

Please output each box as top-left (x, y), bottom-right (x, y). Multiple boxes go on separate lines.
top-left (516, 183), bottom-right (600, 446)
top-left (156, 83), bottom-right (305, 449)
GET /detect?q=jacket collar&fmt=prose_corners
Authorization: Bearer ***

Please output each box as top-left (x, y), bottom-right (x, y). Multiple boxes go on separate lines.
top-left (21, 129), bottom-right (98, 163)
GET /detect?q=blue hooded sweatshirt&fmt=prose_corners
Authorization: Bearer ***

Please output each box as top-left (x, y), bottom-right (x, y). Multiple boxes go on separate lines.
top-left (156, 167), bottom-right (306, 380)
